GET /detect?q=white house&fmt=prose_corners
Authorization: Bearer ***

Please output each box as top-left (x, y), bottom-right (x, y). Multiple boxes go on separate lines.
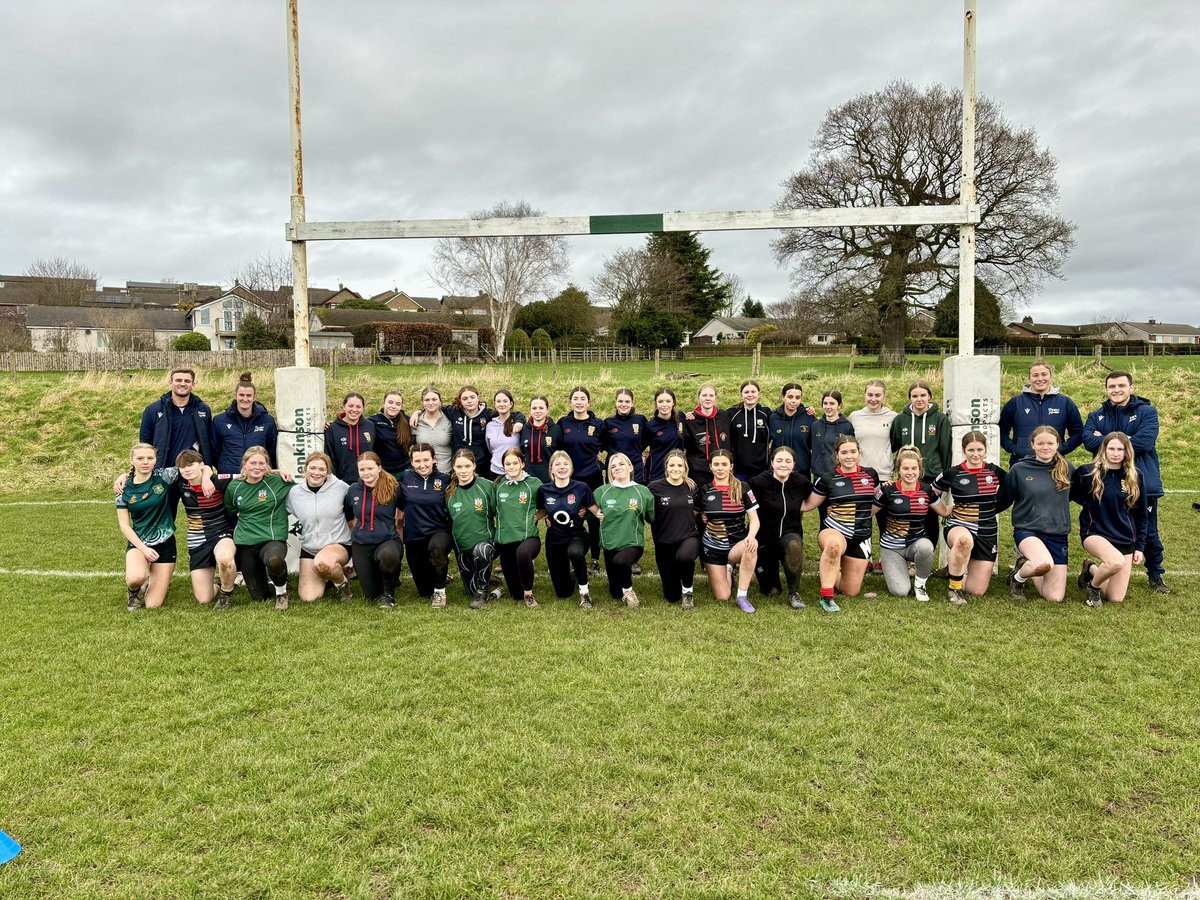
top-left (188, 287), bottom-right (272, 350)
top-left (25, 305), bottom-right (189, 351)
top-left (690, 316), bottom-right (837, 346)
top-left (1113, 320), bottom-right (1200, 345)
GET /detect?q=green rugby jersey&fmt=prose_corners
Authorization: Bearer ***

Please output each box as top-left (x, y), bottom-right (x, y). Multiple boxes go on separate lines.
top-left (494, 474), bottom-right (541, 544)
top-left (593, 482), bottom-right (654, 550)
top-left (224, 474), bottom-right (295, 544)
top-left (117, 467), bottom-right (180, 546)
top-left (446, 478), bottom-right (496, 549)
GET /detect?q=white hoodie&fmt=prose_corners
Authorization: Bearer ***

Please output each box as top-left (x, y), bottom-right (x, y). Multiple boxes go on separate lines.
top-left (848, 405), bottom-right (897, 480)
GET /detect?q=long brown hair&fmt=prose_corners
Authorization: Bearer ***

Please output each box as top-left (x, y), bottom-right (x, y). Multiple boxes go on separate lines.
top-left (710, 449), bottom-right (741, 504)
top-left (494, 389), bottom-right (516, 436)
top-left (357, 451), bottom-right (397, 504)
top-left (1089, 431), bottom-right (1140, 508)
top-left (444, 448), bottom-right (477, 503)
top-left (383, 391), bottom-right (413, 448)
top-left (1029, 425), bottom-right (1070, 491)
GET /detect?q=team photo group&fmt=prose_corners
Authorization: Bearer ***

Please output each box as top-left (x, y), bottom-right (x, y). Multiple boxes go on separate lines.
top-left (116, 360), bottom-right (1166, 616)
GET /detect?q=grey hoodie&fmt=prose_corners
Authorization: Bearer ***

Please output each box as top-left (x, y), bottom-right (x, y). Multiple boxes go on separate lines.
top-left (848, 405), bottom-right (897, 479)
top-left (286, 475), bottom-right (352, 553)
top-left (996, 457), bottom-right (1074, 536)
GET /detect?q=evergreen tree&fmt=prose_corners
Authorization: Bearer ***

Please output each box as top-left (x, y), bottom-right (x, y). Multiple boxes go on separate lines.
top-left (741, 298), bottom-right (766, 318)
top-left (645, 232), bottom-right (730, 329)
top-left (932, 277), bottom-right (1007, 343)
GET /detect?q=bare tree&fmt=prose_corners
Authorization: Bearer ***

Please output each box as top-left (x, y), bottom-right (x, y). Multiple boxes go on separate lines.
top-left (0, 320), bottom-right (31, 352)
top-left (47, 321), bottom-right (80, 352)
top-left (718, 273), bottom-right (746, 319)
top-left (591, 246), bottom-right (690, 331)
top-left (230, 249), bottom-right (293, 324)
top-left (429, 201), bottom-right (569, 355)
top-left (772, 81), bottom-right (1075, 366)
top-left (22, 257), bottom-right (98, 306)
top-left (98, 310), bottom-right (158, 351)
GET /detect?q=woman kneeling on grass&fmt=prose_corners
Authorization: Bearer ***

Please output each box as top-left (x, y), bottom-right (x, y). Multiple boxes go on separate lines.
top-left (996, 425), bottom-right (1074, 602)
top-left (748, 445), bottom-right (811, 609)
top-left (397, 444), bottom-right (453, 609)
top-left (647, 449), bottom-right (701, 609)
top-left (345, 451), bottom-right (403, 609)
top-left (117, 443), bottom-right (187, 611)
top-left (872, 446), bottom-right (935, 602)
top-left (286, 451), bottom-right (353, 604)
top-left (696, 449), bottom-right (760, 613)
top-left (224, 446), bottom-right (297, 610)
top-left (1070, 431), bottom-right (1147, 607)
top-left (495, 448), bottom-right (543, 608)
top-left (800, 435), bottom-right (880, 613)
top-left (594, 453), bottom-right (655, 608)
top-left (536, 450), bottom-right (599, 608)
top-left (931, 431), bottom-right (1006, 606)
top-left (444, 449), bottom-right (500, 609)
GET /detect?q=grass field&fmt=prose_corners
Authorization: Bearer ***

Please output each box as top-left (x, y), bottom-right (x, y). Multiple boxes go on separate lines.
top-left (2, 357), bottom-right (1199, 897)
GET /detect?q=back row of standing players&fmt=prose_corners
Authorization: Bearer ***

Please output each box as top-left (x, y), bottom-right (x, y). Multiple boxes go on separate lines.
top-left (125, 361), bottom-right (1167, 610)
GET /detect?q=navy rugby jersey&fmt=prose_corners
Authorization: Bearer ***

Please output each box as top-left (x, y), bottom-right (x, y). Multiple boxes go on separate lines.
top-left (557, 413), bottom-right (604, 479)
top-left (536, 480), bottom-right (594, 545)
top-left (811, 466), bottom-right (879, 542)
top-left (603, 412), bottom-right (650, 482)
top-left (695, 481), bottom-right (758, 552)
top-left (874, 480), bottom-right (934, 551)
top-left (397, 470), bottom-right (451, 541)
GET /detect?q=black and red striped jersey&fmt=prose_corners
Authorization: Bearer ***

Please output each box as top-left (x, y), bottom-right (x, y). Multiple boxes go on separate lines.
top-left (812, 466), bottom-right (879, 542)
top-left (695, 481), bottom-right (758, 552)
top-left (180, 474), bottom-right (234, 549)
top-left (931, 463), bottom-right (1006, 540)
top-left (874, 480), bottom-right (934, 550)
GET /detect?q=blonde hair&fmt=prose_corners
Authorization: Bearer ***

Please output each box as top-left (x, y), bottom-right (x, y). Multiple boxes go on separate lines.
top-left (241, 445), bottom-right (271, 466)
top-left (548, 450), bottom-right (574, 480)
top-left (130, 442), bottom-right (157, 460)
top-left (895, 445), bottom-right (925, 480)
top-left (1090, 432), bottom-right (1141, 509)
top-left (1029, 426), bottom-right (1070, 491)
top-left (606, 452), bottom-right (635, 483)
top-left (662, 448), bottom-right (696, 493)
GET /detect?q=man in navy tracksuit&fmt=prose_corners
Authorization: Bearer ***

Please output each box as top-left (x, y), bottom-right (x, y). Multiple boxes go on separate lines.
top-left (999, 361), bottom-right (1084, 465)
top-left (139, 367), bottom-right (214, 513)
top-left (1082, 370), bottom-right (1167, 593)
top-left (212, 376), bottom-right (278, 475)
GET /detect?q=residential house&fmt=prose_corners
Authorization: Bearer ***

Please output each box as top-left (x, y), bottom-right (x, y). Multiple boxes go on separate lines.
top-left (0, 273), bottom-right (96, 306)
top-left (691, 317), bottom-right (772, 344)
top-left (25, 305), bottom-right (189, 351)
top-left (370, 290), bottom-right (434, 312)
top-left (1111, 319), bottom-right (1200, 345)
top-left (307, 311), bottom-right (355, 350)
top-left (437, 294), bottom-right (492, 317)
top-left (1005, 317), bottom-right (1092, 340)
top-left (188, 286), bottom-right (272, 350)
top-left (319, 309), bottom-right (484, 351)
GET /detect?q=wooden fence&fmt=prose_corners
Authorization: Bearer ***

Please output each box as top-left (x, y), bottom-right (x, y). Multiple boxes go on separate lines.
top-left (2, 347), bottom-right (377, 373)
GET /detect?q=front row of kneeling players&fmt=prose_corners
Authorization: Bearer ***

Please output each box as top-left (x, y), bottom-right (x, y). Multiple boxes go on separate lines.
top-left (116, 424), bottom-right (1147, 613)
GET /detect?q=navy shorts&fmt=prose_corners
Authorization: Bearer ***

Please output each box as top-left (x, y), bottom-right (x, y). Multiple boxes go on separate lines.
top-left (700, 541), bottom-right (731, 567)
top-left (1014, 530), bottom-right (1068, 566)
top-left (944, 524), bottom-right (998, 563)
top-left (128, 536), bottom-right (177, 565)
top-left (188, 534), bottom-right (232, 570)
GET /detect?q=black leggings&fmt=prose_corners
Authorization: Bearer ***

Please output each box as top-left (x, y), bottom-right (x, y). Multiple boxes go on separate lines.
top-left (352, 540), bottom-right (403, 601)
top-left (499, 537), bottom-right (541, 598)
top-left (579, 470), bottom-right (604, 562)
top-left (603, 546), bottom-right (644, 599)
top-left (547, 534), bottom-right (590, 598)
top-left (455, 540), bottom-right (497, 598)
top-left (236, 540), bottom-right (288, 601)
top-left (654, 538), bottom-right (699, 602)
top-left (755, 531), bottom-right (804, 595)
top-left (406, 531), bottom-right (453, 597)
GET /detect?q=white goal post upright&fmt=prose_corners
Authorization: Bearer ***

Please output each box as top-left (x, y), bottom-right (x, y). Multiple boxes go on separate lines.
top-left (280, 0), bottom-right (996, 461)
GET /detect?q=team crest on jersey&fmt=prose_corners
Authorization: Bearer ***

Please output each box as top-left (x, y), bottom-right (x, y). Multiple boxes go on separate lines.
top-left (928, 426), bottom-right (937, 436)
top-left (544, 435), bottom-right (552, 446)
top-left (632, 424), bottom-right (640, 435)
top-left (519, 492), bottom-right (529, 504)
top-left (861, 477), bottom-right (871, 486)
top-left (152, 484), bottom-right (164, 494)
top-left (800, 425), bottom-right (809, 433)
top-left (364, 433), bottom-right (372, 443)
top-left (257, 489), bottom-right (268, 501)
top-left (567, 493), bottom-right (576, 503)
top-left (917, 497), bottom-right (926, 506)
top-left (628, 498), bottom-right (638, 510)
top-left (433, 480), bottom-right (443, 491)
top-left (587, 426), bottom-right (596, 436)
top-left (473, 498), bottom-right (484, 510)
top-left (985, 475), bottom-right (994, 484)
top-left (720, 432), bottom-right (729, 442)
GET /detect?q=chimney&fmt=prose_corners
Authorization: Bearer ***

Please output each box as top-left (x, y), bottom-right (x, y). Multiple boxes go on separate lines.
top-left (1022, 315), bottom-right (1033, 325)
top-left (1148, 318), bottom-right (1157, 325)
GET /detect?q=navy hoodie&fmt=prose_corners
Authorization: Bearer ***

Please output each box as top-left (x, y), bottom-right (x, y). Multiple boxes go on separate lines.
top-left (768, 405), bottom-right (816, 479)
top-left (1070, 464), bottom-right (1148, 551)
top-left (368, 409), bottom-right (412, 476)
top-left (999, 387), bottom-right (1084, 465)
top-left (603, 411), bottom-right (650, 482)
top-left (344, 480), bottom-right (400, 545)
top-left (325, 415), bottom-right (378, 483)
top-left (809, 414), bottom-right (855, 484)
top-left (213, 400), bottom-right (278, 475)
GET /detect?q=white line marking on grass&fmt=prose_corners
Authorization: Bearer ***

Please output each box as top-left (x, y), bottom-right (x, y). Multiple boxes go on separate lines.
top-left (0, 499), bottom-right (112, 506)
top-left (0, 568), bottom-right (189, 579)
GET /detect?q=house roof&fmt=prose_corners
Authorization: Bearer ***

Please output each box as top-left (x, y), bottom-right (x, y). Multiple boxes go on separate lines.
top-left (708, 316), bottom-right (772, 331)
top-left (1120, 321), bottom-right (1200, 336)
top-left (192, 285), bottom-right (268, 311)
top-left (1007, 321), bottom-right (1090, 336)
top-left (24, 305), bottom-right (189, 330)
top-left (319, 309), bottom-right (485, 329)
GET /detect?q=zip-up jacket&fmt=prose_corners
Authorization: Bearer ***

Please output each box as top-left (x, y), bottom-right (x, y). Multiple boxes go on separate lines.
top-left (557, 412), bottom-right (605, 479)
top-left (643, 412), bottom-right (685, 482)
top-left (1070, 464), bottom-right (1148, 551)
top-left (683, 406), bottom-right (732, 482)
top-left (847, 406), bottom-right (897, 480)
top-left (286, 476), bottom-right (351, 553)
top-left (593, 482), bottom-right (655, 550)
top-left (603, 412), bottom-right (651, 482)
top-left (140, 392), bottom-right (214, 467)
top-left (1082, 394), bottom-right (1163, 497)
top-left (396, 469), bottom-right (451, 542)
top-left (213, 400), bottom-right (278, 475)
top-left (368, 409), bottom-right (412, 475)
top-left (810, 414), bottom-right (855, 484)
top-left (727, 404), bottom-right (771, 476)
top-left (519, 419), bottom-right (562, 483)
top-left (445, 477), bottom-right (496, 549)
top-left (224, 474), bottom-right (296, 545)
top-left (747, 471), bottom-right (812, 539)
top-left (888, 401), bottom-right (952, 479)
top-left (768, 406), bottom-right (816, 479)
top-left (996, 457), bottom-right (1074, 536)
top-left (343, 480), bottom-right (401, 545)
top-left (445, 405), bottom-right (525, 468)
top-left (999, 387), bottom-right (1084, 465)
top-left (495, 473), bottom-right (542, 544)
top-left (325, 415), bottom-right (378, 483)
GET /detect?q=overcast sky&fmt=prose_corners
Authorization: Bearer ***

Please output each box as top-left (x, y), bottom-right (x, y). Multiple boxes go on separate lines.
top-left (2, 1), bottom-right (1196, 324)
